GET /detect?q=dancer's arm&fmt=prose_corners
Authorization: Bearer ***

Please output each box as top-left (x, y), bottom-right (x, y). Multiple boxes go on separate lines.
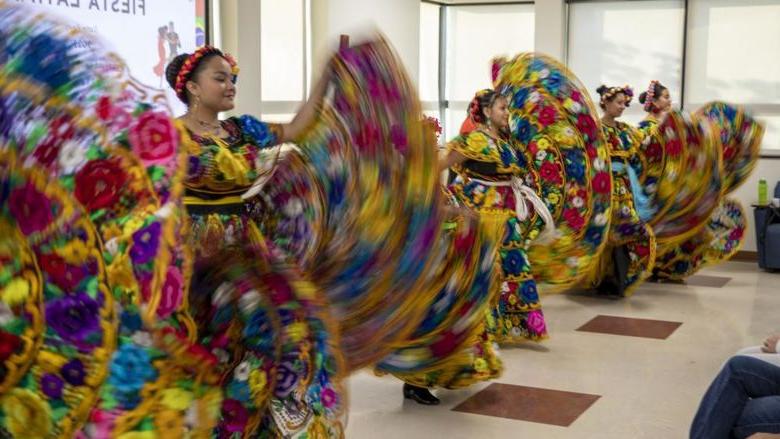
top-left (280, 59), bottom-right (333, 143)
top-left (439, 150), bottom-right (466, 174)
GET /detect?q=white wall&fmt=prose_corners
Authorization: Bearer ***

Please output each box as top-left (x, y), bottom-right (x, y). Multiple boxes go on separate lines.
top-left (730, 157), bottom-right (780, 252)
top-left (310, 0), bottom-right (420, 85)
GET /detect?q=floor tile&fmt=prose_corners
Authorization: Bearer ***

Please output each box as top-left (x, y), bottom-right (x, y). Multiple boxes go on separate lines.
top-left (683, 274), bottom-right (731, 288)
top-left (576, 315), bottom-right (682, 339)
top-left (452, 383), bottom-right (601, 427)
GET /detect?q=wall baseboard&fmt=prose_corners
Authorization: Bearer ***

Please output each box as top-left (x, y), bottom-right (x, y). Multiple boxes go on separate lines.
top-left (731, 251), bottom-right (758, 262)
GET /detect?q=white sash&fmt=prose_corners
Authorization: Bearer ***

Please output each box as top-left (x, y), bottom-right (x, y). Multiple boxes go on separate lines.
top-left (469, 177), bottom-right (559, 244)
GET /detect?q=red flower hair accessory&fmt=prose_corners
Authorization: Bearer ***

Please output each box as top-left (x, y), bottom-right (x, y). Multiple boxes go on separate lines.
top-left (174, 46), bottom-right (239, 101)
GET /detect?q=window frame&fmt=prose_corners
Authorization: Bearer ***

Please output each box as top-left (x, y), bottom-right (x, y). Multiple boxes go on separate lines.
top-left (420, 0), bottom-right (536, 138)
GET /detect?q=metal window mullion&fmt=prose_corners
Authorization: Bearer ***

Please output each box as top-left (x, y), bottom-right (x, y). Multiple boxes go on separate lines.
top-left (564, 0), bottom-right (571, 66)
top-left (439, 3), bottom-right (448, 136)
top-left (258, 0), bottom-right (264, 114)
top-left (680, 0), bottom-right (689, 111)
top-left (303, 0), bottom-right (310, 96)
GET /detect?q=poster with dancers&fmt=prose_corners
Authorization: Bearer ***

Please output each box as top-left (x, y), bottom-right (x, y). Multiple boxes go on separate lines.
top-left (12, 0), bottom-right (207, 114)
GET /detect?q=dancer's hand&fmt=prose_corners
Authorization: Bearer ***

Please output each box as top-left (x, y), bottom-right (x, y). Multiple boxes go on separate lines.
top-left (442, 204), bottom-right (477, 221)
top-left (761, 334), bottom-right (780, 353)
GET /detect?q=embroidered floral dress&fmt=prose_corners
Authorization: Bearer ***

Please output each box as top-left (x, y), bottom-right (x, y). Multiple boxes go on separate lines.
top-left (183, 116), bottom-right (282, 261)
top-left (588, 122), bottom-right (657, 295)
top-left (449, 129), bottom-right (548, 343)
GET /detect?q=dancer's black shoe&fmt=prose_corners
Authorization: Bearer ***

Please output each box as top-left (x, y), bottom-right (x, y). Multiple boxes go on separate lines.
top-left (403, 384), bottom-right (440, 405)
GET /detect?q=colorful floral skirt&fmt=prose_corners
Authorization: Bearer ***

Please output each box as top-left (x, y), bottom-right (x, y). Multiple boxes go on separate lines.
top-left (449, 179), bottom-right (548, 344)
top-left (588, 174), bottom-right (656, 296)
top-left (182, 205), bottom-right (346, 438)
top-left (493, 216), bottom-right (548, 343)
top-left (376, 213), bottom-right (502, 389)
top-left (390, 318), bottom-right (503, 390)
top-left (653, 198), bottom-right (745, 281)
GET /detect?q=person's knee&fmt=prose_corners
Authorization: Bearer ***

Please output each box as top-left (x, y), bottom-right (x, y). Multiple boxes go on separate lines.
top-left (727, 354), bottom-right (760, 373)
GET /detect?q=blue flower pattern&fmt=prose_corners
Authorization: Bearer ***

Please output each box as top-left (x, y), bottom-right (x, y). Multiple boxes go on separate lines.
top-left (107, 344), bottom-right (158, 408)
top-left (239, 115), bottom-right (278, 148)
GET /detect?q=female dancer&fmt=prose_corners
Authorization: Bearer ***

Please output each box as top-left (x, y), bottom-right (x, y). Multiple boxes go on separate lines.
top-left (156, 46), bottom-right (349, 436)
top-left (636, 81), bottom-right (761, 281)
top-left (443, 89), bottom-right (555, 344)
top-left (638, 80), bottom-right (671, 128)
top-left (387, 52), bottom-right (615, 405)
top-left (398, 89), bottom-right (556, 404)
top-left (589, 85), bottom-right (656, 296)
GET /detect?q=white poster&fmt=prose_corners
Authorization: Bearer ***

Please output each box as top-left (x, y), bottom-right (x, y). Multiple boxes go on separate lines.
top-left (11, 0), bottom-right (206, 114)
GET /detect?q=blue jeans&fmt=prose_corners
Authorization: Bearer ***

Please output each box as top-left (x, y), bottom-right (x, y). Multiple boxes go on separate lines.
top-left (690, 355), bottom-right (780, 439)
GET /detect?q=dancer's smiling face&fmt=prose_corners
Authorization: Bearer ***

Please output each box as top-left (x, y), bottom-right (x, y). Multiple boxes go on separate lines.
top-left (654, 88), bottom-right (671, 112)
top-left (603, 92), bottom-right (628, 118)
top-left (185, 55), bottom-right (237, 112)
top-left (484, 96), bottom-right (510, 130)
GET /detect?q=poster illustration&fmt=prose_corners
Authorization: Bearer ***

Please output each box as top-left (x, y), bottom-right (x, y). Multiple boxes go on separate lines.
top-left (13, 0), bottom-right (207, 114)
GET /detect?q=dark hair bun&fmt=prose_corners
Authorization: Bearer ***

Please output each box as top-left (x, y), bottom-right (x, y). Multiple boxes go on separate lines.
top-left (596, 85), bottom-right (609, 96)
top-left (467, 89), bottom-right (499, 125)
top-left (165, 53), bottom-right (190, 91)
top-left (468, 97), bottom-right (484, 124)
top-left (638, 91), bottom-right (648, 104)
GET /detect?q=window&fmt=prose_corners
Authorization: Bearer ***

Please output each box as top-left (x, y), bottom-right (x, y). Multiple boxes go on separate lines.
top-left (445, 4), bottom-right (535, 139)
top-left (260, 0), bottom-right (309, 122)
top-left (685, 0), bottom-right (780, 153)
top-left (417, 3), bottom-right (535, 139)
top-left (446, 4), bottom-right (535, 103)
top-left (567, 0), bottom-right (685, 124)
top-left (756, 115), bottom-right (780, 154)
top-left (419, 2), bottom-right (443, 143)
top-left (418, 2), bottom-right (535, 139)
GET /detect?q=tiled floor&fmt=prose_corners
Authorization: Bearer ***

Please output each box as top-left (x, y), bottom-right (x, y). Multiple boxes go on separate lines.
top-left (345, 261), bottom-right (780, 438)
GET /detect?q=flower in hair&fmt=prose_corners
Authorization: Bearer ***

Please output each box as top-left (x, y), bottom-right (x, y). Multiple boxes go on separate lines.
top-left (423, 116), bottom-right (442, 141)
top-left (599, 85), bottom-right (633, 106)
top-left (644, 80), bottom-right (658, 112)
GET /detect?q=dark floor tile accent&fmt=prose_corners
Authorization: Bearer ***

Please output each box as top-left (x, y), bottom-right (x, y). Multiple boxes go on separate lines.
top-left (685, 274), bottom-right (732, 288)
top-left (576, 315), bottom-right (682, 340)
top-left (453, 383), bottom-right (600, 427)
